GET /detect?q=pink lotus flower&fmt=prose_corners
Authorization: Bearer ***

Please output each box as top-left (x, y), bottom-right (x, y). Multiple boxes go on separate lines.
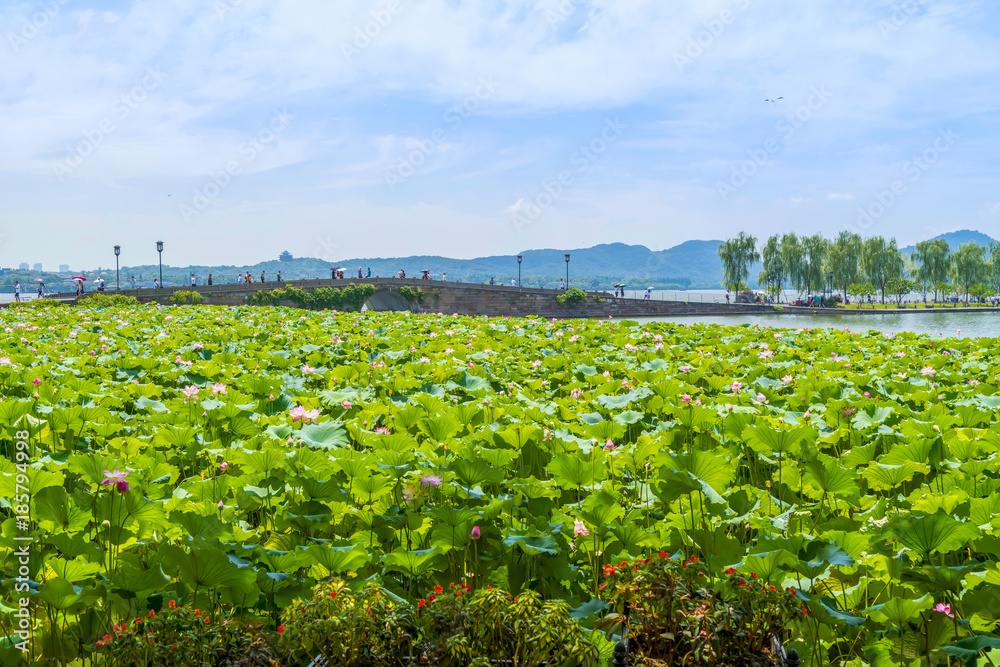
top-left (920, 366), bottom-right (936, 377)
top-left (471, 526), bottom-right (481, 540)
top-left (32, 378), bottom-right (41, 386)
top-left (301, 365), bottom-right (316, 375)
top-left (218, 500), bottom-right (224, 509)
top-left (604, 439), bottom-right (617, 451)
top-left (342, 400), bottom-right (352, 410)
top-left (210, 383), bottom-right (228, 395)
top-left (681, 394), bottom-right (692, 404)
top-left (781, 375), bottom-right (793, 386)
top-left (101, 469), bottom-right (129, 486)
top-left (219, 461), bottom-right (229, 471)
top-left (863, 391), bottom-right (870, 398)
top-left (419, 474), bottom-right (443, 487)
top-left (290, 405), bottom-right (320, 423)
top-left (934, 603), bottom-right (954, 617)
top-left (574, 520), bottom-right (590, 538)
top-left (115, 480), bottom-right (129, 494)
top-left (182, 385), bottom-right (200, 402)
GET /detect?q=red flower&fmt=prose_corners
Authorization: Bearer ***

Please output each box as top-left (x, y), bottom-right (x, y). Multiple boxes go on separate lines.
top-left (688, 555), bottom-right (699, 563)
top-left (725, 568), bottom-right (737, 576)
top-left (434, 585), bottom-right (444, 595)
top-left (801, 605), bottom-right (808, 617)
top-left (418, 599), bottom-right (427, 608)
top-left (428, 594), bottom-right (436, 602)
top-left (750, 572), bottom-right (757, 579)
top-left (658, 551), bottom-right (668, 558)
top-left (148, 609), bottom-right (155, 617)
top-left (277, 625), bottom-right (285, 634)
top-left (194, 609), bottom-right (201, 616)
top-left (95, 641), bottom-right (104, 649)
top-left (168, 600), bottom-right (176, 608)
top-left (330, 591), bottom-right (338, 597)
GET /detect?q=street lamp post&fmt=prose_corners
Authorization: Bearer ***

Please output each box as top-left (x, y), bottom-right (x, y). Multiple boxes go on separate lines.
top-left (517, 254), bottom-right (522, 288)
top-left (564, 253), bottom-right (570, 290)
top-left (828, 271), bottom-right (834, 305)
top-left (156, 241), bottom-right (164, 288)
top-left (114, 245), bottom-right (121, 291)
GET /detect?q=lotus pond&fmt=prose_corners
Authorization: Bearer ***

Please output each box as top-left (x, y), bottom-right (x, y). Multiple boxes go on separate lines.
top-left (3, 304), bottom-right (1000, 666)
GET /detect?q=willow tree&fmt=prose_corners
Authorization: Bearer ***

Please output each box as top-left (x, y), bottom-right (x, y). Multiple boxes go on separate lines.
top-left (718, 233), bottom-right (759, 293)
top-left (758, 235), bottom-right (785, 302)
top-left (801, 234), bottom-right (831, 297)
top-left (987, 242), bottom-right (1000, 295)
top-left (911, 238), bottom-right (951, 302)
top-left (781, 234), bottom-right (804, 299)
top-left (952, 242), bottom-right (987, 303)
top-left (828, 231), bottom-right (862, 301)
top-left (861, 236), bottom-right (903, 304)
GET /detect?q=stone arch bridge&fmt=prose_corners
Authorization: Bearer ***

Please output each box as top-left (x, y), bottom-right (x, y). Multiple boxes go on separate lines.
top-left (46, 277), bottom-right (777, 318)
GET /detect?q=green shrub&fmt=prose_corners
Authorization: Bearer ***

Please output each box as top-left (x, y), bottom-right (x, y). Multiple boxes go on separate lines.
top-left (277, 580), bottom-right (601, 667)
top-left (606, 554), bottom-right (802, 665)
top-left (77, 293), bottom-right (141, 309)
top-left (246, 284), bottom-right (376, 311)
top-left (397, 285), bottom-right (426, 305)
top-left (8, 298), bottom-right (66, 309)
top-left (169, 290), bottom-right (204, 305)
top-left (557, 287), bottom-right (588, 306)
top-left (94, 603), bottom-right (275, 666)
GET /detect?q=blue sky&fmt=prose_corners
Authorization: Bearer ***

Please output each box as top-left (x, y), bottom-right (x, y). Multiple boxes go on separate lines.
top-left (2, 0), bottom-right (998, 269)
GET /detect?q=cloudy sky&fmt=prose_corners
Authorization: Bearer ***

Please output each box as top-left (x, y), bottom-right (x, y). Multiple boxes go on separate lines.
top-left (2, 0), bottom-right (998, 269)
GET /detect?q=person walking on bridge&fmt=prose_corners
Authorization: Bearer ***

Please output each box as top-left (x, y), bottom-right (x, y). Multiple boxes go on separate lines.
top-left (366, 267), bottom-right (371, 278)
top-left (277, 270), bottom-right (282, 282)
top-left (261, 270), bottom-right (266, 283)
top-left (208, 274), bottom-right (213, 286)
top-left (358, 267), bottom-right (363, 279)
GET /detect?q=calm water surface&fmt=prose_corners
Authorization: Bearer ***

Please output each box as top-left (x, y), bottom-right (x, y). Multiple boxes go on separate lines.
top-left (638, 311), bottom-right (1000, 338)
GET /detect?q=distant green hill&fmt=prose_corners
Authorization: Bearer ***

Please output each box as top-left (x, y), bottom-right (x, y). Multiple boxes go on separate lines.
top-left (32, 242), bottom-right (726, 290)
top-left (11, 231), bottom-right (994, 293)
top-left (900, 229), bottom-right (997, 258)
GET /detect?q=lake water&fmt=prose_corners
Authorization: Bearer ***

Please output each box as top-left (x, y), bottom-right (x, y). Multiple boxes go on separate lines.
top-left (638, 311), bottom-right (1000, 338)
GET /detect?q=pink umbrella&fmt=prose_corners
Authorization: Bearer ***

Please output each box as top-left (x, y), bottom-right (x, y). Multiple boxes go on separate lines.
top-left (72, 276), bottom-right (86, 281)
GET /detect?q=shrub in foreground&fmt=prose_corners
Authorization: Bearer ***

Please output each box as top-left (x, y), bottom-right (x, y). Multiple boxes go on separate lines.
top-left (276, 580), bottom-right (602, 667)
top-left (604, 554), bottom-right (802, 666)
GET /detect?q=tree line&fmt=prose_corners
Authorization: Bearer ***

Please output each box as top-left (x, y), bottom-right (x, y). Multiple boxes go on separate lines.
top-left (718, 232), bottom-right (1000, 304)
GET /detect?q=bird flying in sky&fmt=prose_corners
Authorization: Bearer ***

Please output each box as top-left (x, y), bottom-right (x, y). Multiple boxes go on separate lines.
top-left (765, 97), bottom-right (784, 102)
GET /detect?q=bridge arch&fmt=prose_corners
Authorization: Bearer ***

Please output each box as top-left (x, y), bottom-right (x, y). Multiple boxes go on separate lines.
top-left (361, 288), bottom-right (416, 312)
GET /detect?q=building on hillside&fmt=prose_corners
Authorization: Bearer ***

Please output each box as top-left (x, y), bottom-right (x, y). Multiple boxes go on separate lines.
top-left (59, 264), bottom-right (69, 273)
top-left (33, 263), bottom-right (42, 272)
top-left (19, 262), bottom-right (29, 270)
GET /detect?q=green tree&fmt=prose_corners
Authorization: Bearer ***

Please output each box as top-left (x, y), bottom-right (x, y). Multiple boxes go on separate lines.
top-left (850, 282), bottom-right (877, 309)
top-left (758, 235), bottom-right (785, 302)
top-left (828, 231), bottom-right (861, 302)
top-left (951, 242), bottom-right (987, 304)
top-left (718, 233), bottom-right (759, 293)
top-left (861, 237), bottom-right (903, 304)
top-left (887, 277), bottom-right (915, 306)
top-left (801, 234), bottom-right (831, 297)
top-left (911, 239), bottom-right (951, 302)
top-left (781, 233), bottom-right (804, 300)
top-left (986, 242), bottom-right (1000, 296)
